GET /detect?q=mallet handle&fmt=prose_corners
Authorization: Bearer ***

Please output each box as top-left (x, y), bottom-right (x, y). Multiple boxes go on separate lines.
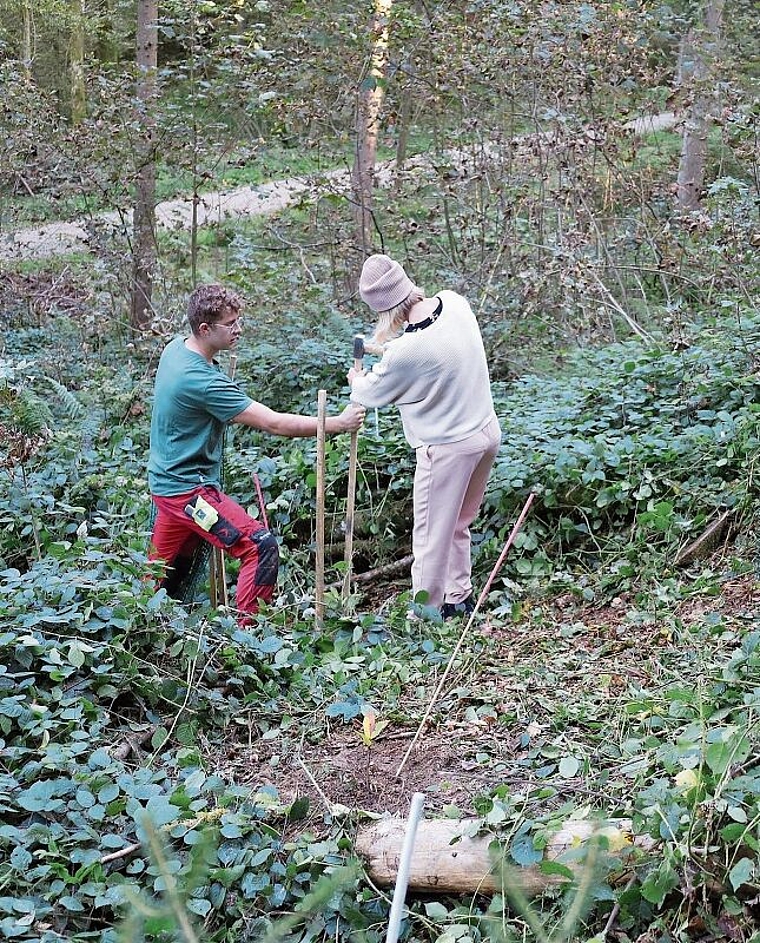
top-left (353, 334), bottom-right (365, 372)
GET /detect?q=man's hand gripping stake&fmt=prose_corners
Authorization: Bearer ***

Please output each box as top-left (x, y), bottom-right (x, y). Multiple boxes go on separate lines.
top-left (343, 335), bottom-right (364, 602)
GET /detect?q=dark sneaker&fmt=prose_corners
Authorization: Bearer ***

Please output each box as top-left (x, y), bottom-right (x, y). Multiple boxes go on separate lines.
top-left (441, 593), bottom-right (475, 620)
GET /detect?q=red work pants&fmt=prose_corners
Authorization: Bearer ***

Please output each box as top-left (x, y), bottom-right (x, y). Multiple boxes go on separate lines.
top-left (149, 485), bottom-right (278, 617)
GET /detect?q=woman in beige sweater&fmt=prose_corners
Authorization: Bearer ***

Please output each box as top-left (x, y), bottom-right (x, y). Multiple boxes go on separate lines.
top-left (348, 254), bottom-right (501, 618)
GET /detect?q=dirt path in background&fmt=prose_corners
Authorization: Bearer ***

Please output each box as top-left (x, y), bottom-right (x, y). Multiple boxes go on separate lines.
top-left (0, 113), bottom-right (678, 265)
top-left (0, 171), bottom-right (349, 264)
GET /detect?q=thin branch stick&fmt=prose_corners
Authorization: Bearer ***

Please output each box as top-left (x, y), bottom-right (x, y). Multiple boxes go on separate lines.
top-left (101, 842), bottom-right (141, 864)
top-left (395, 492), bottom-right (536, 778)
top-left (315, 390), bottom-right (327, 628)
top-left (113, 726), bottom-right (154, 760)
top-left (600, 873), bottom-right (637, 940)
top-left (254, 472), bottom-right (269, 530)
top-left (295, 753), bottom-right (335, 816)
top-left (590, 272), bottom-right (653, 344)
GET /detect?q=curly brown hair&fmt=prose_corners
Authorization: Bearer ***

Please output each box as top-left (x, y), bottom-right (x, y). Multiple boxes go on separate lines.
top-left (187, 284), bottom-right (244, 334)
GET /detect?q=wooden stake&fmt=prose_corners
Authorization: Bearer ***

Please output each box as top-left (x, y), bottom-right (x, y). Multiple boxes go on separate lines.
top-left (210, 352), bottom-right (237, 610)
top-left (343, 335), bottom-right (364, 602)
top-left (253, 472), bottom-right (269, 530)
top-left (315, 390), bottom-right (327, 627)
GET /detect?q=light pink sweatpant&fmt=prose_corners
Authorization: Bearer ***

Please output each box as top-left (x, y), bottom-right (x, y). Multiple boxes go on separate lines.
top-left (411, 416), bottom-right (502, 608)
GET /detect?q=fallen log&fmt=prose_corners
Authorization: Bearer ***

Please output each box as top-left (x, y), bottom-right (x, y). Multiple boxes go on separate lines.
top-left (674, 508), bottom-right (734, 567)
top-left (355, 817), bottom-right (653, 896)
top-left (326, 554), bottom-right (413, 590)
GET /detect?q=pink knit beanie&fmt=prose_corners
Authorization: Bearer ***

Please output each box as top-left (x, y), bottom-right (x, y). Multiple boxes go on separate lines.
top-left (359, 254), bottom-right (415, 312)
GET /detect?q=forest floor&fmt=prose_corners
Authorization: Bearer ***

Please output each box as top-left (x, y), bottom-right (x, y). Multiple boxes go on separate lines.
top-left (205, 554), bottom-right (758, 824)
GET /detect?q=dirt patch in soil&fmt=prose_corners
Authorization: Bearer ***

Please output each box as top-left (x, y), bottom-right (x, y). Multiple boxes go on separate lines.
top-left (206, 570), bottom-right (760, 823)
top-left (214, 722), bottom-right (520, 819)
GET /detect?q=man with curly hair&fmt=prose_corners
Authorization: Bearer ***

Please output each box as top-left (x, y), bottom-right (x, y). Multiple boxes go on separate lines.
top-left (148, 283), bottom-right (365, 620)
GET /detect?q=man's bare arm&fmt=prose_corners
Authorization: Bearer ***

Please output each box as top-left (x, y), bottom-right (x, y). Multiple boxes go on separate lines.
top-left (231, 401), bottom-right (365, 436)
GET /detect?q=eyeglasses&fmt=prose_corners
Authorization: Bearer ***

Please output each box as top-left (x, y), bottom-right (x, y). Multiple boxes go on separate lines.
top-left (212, 316), bottom-right (244, 331)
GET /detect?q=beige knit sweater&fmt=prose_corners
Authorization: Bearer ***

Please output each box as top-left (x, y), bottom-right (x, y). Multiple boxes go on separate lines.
top-left (350, 290), bottom-right (497, 448)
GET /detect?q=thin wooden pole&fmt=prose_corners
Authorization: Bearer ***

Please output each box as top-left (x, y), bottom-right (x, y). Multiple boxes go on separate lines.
top-left (315, 390), bottom-right (327, 628)
top-left (208, 352), bottom-right (237, 609)
top-left (395, 492), bottom-right (536, 777)
top-left (343, 335), bottom-right (364, 602)
top-left (253, 473), bottom-right (269, 530)
top-left (210, 352), bottom-right (237, 610)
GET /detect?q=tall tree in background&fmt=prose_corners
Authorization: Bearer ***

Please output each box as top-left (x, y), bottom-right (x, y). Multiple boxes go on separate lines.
top-left (675, 0), bottom-right (726, 211)
top-left (69, 0), bottom-right (86, 124)
top-left (351, 0), bottom-right (392, 259)
top-left (21, 0), bottom-right (33, 78)
top-left (130, 0), bottom-right (158, 332)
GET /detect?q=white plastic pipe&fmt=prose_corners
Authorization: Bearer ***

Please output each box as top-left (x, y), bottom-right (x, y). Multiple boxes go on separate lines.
top-left (385, 792), bottom-right (425, 943)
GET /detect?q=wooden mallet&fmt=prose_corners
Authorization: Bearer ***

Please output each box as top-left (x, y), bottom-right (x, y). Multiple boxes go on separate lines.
top-left (343, 334), bottom-right (364, 601)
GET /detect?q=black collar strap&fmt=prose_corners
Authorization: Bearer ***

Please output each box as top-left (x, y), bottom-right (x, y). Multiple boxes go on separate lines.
top-left (405, 297), bottom-right (443, 333)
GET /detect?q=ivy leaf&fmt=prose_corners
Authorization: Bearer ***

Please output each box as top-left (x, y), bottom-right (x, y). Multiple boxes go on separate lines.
top-left (0, 916), bottom-right (29, 937)
top-left (729, 857), bottom-right (754, 892)
top-left (510, 834), bottom-right (542, 867)
top-left (67, 643), bottom-right (86, 668)
top-left (558, 756), bottom-right (580, 778)
top-left (640, 860), bottom-right (678, 905)
top-left (59, 896), bottom-right (86, 912)
top-left (9, 847), bottom-right (32, 872)
top-left (16, 779), bottom-right (69, 812)
top-left (257, 635), bottom-right (283, 654)
top-left (539, 860), bottom-right (574, 881)
top-left (287, 797), bottom-right (310, 822)
top-left (151, 727), bottom-right (169, 751)
top-left (187, 898), bottom-right (212, 917)
top-left (139, 796), bottom-right (181, 828)
top-left (425, 902), bottom-right (449, 919)
top-left (325, 700), bottom-right (362, 721)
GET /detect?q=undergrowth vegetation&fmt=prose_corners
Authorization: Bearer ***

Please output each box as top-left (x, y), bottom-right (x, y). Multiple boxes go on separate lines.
top-left (3, 288), bottom-right (760, 941)
top-left (2, 3), bottom-right (760, 934)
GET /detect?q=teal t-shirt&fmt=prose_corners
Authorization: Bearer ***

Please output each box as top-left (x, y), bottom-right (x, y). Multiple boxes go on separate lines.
top-left (148, 337), bottom-right (253, 496)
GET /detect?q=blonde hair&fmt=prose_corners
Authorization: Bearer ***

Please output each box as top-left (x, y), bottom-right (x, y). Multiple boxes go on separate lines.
top-left (370, 287), bottom-right (424, 347)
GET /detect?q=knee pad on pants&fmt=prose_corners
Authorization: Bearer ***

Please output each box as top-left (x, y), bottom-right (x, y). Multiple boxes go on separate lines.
top-left (250, 529), bottom-right (279, 585)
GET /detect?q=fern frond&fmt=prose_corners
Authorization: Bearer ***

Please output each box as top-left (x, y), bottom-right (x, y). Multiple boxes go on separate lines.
top-left (9, 388), bottom-right (53, 436)
top-left (45, 377), bottom-right (85, 419)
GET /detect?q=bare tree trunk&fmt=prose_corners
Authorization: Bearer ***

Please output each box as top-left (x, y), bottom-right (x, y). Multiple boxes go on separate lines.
top-left (21, 0), bottom-right (33, 79)
top-left (395, 58), bottom-right (414, 171)
top-left (352, 0), bottom-right (393, 259)
top-left (131, 0), bottom-right (159, 333)
top-left (188, 7), bottom-right (199, 288)
top-left (70, 0), bottom-right (86, 125)
top-left (675, 0), bottom-right (726, 212)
